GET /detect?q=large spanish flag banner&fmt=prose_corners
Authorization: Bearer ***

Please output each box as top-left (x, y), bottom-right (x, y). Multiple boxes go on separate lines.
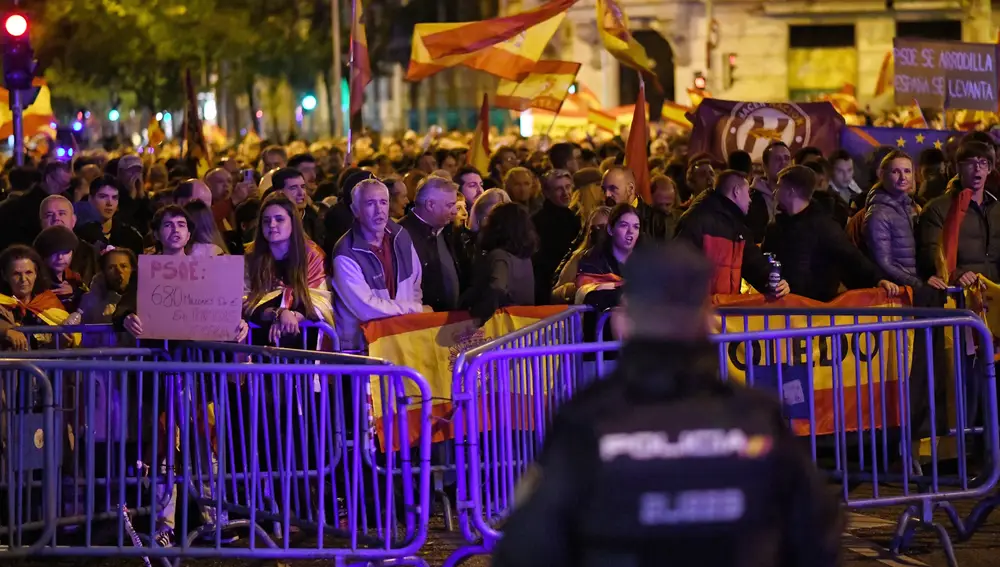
top-left (715, 289), bottom-right (913, 437)
top-left (363, 306), bottom-right (568, 447)
top-left (407, 14), bottom-right (566, 82)
top-left (596, 0), bottom-right (661, 92)
top-left (422, 0), bottom-right (577, 59)
top-left (495, 60), bottom-right (581, 112)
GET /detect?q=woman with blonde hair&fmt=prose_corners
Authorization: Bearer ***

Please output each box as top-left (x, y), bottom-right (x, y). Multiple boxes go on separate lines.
top-left (455, 188), bottom-right (510, 289)
top-left (183, 200), bottom-right (228, 256)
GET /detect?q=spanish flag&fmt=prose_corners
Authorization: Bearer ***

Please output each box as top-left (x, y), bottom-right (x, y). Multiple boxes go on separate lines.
top-left (182, 68), bottom-right (211, 177)
top-left (0, 290), bottom-right (79, 347)
top-left (686, 87), bottom-right (710, 108)
top-left (903, 99), bottom-right (929, 129)
top-left (468, 94), bottom-right (491, 174)
top-left (936, 187), bottom-right (973, 284)
top-left (624, 78), bottom-right (651, 202)
top-left (587, 107), bottom-right (618, 134)
top-left (148, 117), bottom-right (165, 147)
top-left (406, 13), bottom-right (565, 82)
top-left (421, 0), bottom-right (577, 59)
top-left (874, 51), bottom-right (893, 97)
top-left (0, 78), bottom-right (55, 139)
top-left (596, 0), bottom-right (661, 92)
top-left (362, 306), bottom-right (569, 446)
top-left (349, 0), bottom-right (371, 118)
top-left (661, 100), bottom-right (692, 130)
top-left (494, 60), bottom-right (580, 112)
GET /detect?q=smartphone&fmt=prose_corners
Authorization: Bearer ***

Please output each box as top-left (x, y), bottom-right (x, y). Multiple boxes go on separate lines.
top-left (242, 169), bottom-right (255, 184)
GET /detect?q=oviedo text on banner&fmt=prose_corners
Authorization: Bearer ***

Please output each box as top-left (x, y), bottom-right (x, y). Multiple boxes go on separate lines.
top-left (714, 289), bottom-right (914, 437)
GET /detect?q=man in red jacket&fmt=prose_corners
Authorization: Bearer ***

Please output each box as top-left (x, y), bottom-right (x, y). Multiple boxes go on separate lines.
top-left (674, 170), bottom-right (789, 297)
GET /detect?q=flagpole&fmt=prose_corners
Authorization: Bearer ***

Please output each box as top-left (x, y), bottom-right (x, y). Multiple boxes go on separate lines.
top-left (346, 0), bottom-right (356, 165)
top-left (331, 0), bottom-right (343, 137)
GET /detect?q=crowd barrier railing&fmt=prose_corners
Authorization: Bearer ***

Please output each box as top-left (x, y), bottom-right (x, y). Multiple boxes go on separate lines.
top-left (14, 320), bottom-right (342, 353)
top-left (0, 355), bottom-right (433, 565)
top-left (444, 306), bottom-right (587, 565)
top-left (445, 308), bottom-right (1000, 567)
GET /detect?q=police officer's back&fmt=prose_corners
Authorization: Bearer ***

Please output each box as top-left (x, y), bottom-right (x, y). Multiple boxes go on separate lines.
top-left (492, 241), bottom-right (843, 567)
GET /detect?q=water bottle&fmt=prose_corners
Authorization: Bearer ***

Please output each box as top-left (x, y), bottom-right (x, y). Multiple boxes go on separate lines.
top-left (764, 253), bottom-right (782, 294)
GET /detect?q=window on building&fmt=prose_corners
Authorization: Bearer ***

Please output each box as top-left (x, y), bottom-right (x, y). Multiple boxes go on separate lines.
top-left (788, 25), bottom-right (857, 101)
top-left (896, 20), bottom-right (962, 41)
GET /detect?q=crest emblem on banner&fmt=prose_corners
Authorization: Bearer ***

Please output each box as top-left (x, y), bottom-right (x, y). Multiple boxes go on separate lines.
top-left (722, 102), bottom-right (811, 162)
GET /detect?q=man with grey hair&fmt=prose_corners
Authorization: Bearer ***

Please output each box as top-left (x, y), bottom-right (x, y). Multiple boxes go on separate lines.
top-left (39, 194), bottom-right (99, 284)
top-left (400, 175), bottom-right (462, 312)
top-left (494, 240), bottom-right (842, 567)
top-left (330, 178), bottom-right (426, 351)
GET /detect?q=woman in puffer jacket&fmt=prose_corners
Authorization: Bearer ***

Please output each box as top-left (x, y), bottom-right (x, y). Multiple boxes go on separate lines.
top-left (864, 150), bottom-right (947, 291)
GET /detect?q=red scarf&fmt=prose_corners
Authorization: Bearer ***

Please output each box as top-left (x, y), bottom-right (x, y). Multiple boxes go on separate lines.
top-left (940, 188), bottom-right (974, 282)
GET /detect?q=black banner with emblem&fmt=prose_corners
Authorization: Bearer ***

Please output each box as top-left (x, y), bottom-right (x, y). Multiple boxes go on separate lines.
top-left (687, 99), bottom-right (845, 164)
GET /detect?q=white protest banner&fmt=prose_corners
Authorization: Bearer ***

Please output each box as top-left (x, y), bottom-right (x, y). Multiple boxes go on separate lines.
top-left (137, 255), bottom-right (244, 341)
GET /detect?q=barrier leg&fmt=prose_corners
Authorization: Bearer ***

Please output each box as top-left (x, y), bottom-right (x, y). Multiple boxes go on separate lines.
top-left (961, 493), bottom-right (1000, 539)
top-left (890, 501), bottom-right (958, 567)
top-left (443, 544), bottom-right (491, 567)
top-left (434, 471), bottom-right (454, 532)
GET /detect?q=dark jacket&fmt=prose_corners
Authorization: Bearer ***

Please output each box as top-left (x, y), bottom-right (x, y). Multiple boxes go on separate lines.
top-left (763, 204), bottom-right (883, 302)
top-left (302, 205), bottom-right (327, 252)
top-left (745, 181), bottom-right (775, 244)
top-left (918, 185), bottom-right (1000, 283)
top-left (674, 191), bottom-right (770, 295)
top-left (636, 198), bottom-right (673, 242)
top-left (323, 201), bottom-right (355, 262)
top-left (532, 200), bottom-right (582, 305)
top-left (493, 340), bottom-right (843, 567)
top-left (811, 190), bottom-right (851, 229)
top-left (917, 173), bottom-right (948, 206)
top-left (863, 187), bottom-right (922, 287)
top-left (399, 214), bottom-right (461, 312)
top-left (0, 185), bottom-right (63, 251)
top-left (76, 218), bottom-right (145, 258)
top-left (72, 239), bottom-right (100, 287)
top-left (460, 248), bottom-right (535, 320)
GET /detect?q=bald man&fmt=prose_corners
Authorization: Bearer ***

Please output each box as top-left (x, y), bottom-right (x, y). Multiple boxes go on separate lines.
top-left (175, 178), bottom-right (213, 208)
top-left (601, 166), bottom-right (672, 241)
top-left (204, 168), bottom-right (232, 204)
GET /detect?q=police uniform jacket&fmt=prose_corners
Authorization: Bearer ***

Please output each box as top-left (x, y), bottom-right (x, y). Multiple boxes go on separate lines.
top-left (492, 339), bottom-right (843, 567)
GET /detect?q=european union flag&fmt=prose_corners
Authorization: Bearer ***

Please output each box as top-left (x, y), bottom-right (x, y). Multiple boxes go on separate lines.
top-left (840, 126), bottom-right (957, 160)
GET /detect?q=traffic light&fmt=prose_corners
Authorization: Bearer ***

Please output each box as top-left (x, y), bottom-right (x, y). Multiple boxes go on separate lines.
top-left (2, 13), bottom-right (35, 91)
top-left (722, 53), bottom-right (737, 89)
top-left (301, 94), bottom-right (317, 111)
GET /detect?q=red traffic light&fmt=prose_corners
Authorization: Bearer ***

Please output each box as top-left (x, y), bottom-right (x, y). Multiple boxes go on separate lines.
top-left (694, 75), bottom-right (707, 90)
top-left (4, 15), bottom-right (27, 37)
top-left (728, 53), bottom-right (737, 66)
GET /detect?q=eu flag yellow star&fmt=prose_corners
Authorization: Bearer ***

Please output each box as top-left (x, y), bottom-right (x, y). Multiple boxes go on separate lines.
top-left (915, 133), bottom-right (926, 144)
top-left (934, 140), bottom-right (943, 149)
top-left (896, 137), bottom-right (906, 148)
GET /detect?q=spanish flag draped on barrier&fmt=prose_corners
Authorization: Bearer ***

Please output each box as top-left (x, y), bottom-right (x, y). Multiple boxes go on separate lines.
top-left (362, 306), bottom-right (568, 447)
top-left (715, 289), bottom-right (913, 437)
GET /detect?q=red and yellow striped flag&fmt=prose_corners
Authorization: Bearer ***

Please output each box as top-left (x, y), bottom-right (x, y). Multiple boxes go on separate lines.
top-left (0, 78), bottom-right (54, 139)
top-left (468, 94), bottom-right (491, 174)
top-left (349, 0), bottom-right (372, 118)
top-left (903, 99), bottom-right (928, 129)
top-left (148, 118), bottom-right (165, 147)
top-left (874, 51), bottom-right (893, 97)
top-left (624, 79), bottom-right (650, 203)
top-left (422, 0), bottom-right (577, 59)
top-left (597, 0), bottom-right (661, 92)
top-left (661, 100), bottom-right (692, 130)
top-left (494, 60), bottom-right (580, 112)
top-left (406, 14), bottom-right (565, 82)
top-left (588, 107), bottom-right (618, 133)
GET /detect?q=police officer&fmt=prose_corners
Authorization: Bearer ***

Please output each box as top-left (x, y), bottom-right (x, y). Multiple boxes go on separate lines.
top-left (492, 240), bottom-right (843, 567)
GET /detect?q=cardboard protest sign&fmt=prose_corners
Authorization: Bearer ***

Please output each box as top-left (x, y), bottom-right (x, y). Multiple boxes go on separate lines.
top-left (137, 255), bottom-right (244, 341)
top-left (893, 38), bottom-right (998, 111)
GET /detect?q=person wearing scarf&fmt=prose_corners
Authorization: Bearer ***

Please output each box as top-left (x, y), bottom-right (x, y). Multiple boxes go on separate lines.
top-left (34, 225), bottom-right (87, 313)
top-left (0, 245), bottom-right (78, 350)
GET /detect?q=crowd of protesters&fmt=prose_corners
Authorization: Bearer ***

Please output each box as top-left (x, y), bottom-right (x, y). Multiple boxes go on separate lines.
top-left (0, 124), bottom-right (991, 354)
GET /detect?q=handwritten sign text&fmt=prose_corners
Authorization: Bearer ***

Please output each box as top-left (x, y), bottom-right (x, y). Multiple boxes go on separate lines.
top-left (894, 38), bottom-right (998, 111)
top-left (137, 255), bottom-right (244, 341)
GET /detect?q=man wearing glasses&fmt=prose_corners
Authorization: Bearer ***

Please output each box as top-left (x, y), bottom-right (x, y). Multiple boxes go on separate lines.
top-left (919, 141), bottom-right (1000, 285)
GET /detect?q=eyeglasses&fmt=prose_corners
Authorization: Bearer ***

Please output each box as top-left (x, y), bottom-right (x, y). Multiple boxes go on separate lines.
top-left (961, 158), bottom-right (992, 171)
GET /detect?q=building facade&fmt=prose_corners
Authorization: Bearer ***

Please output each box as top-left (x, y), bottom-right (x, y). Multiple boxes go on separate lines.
top-left (563, 0), bottom-right (996, 109)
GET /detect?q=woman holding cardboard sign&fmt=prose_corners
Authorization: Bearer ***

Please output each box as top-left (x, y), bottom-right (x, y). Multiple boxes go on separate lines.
top-left (119, 205), bottom-right (250, 343)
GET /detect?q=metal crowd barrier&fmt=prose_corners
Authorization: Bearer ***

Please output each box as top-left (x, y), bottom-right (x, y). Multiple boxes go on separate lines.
top-left (0, 353), bottom-right (433, 566)
top-left (14, 320), bottom-right (342, 352)
top-left (445, 307), bottom-right (1000, 567)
